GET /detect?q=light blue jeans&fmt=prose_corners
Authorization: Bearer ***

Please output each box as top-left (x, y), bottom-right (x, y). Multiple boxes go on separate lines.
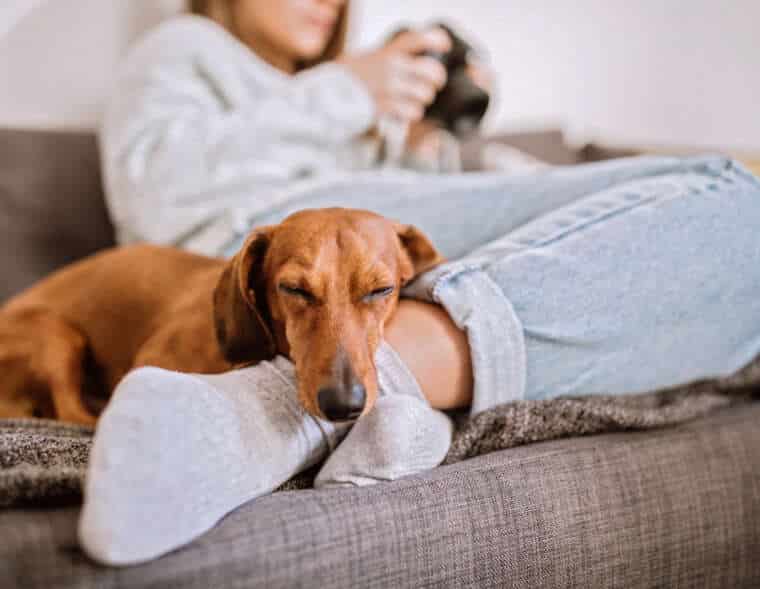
top-left (228, 155), bottom-right (760, 414)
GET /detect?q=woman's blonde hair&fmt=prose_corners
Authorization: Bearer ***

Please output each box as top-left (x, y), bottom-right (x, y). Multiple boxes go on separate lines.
top-left (189, 0), bottom-right (349, 70)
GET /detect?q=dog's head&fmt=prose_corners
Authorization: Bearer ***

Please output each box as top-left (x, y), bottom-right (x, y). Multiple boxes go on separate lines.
top-left (213, 208), bottom-right (442, 422)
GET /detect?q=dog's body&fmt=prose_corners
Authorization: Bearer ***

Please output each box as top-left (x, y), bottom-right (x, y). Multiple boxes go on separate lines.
top-left (0, 208), bottom-right (441, 425)
top-left (0, 245), bottom-right (230, 424)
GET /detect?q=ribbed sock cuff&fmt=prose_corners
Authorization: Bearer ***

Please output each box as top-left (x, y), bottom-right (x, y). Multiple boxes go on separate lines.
top-left (374, 341), bottom-right (427, 402)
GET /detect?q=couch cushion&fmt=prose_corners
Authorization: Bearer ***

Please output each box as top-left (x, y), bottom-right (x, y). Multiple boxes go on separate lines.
top-left (2, 403), bottom-right (759, 588)
top-left (0, 128), bottom-right (115, 302)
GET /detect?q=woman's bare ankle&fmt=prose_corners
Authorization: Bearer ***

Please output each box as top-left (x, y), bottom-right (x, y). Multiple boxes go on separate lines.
top-left (384, 299), bottom-right (473, 410)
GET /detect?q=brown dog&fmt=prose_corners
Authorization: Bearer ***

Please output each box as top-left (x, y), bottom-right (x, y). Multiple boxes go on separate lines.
top-left (0, 208), bottom-right (442, 425)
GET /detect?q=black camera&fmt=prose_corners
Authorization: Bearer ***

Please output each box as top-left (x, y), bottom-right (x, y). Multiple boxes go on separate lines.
top-left (422, 23), bottom-right (490, 134)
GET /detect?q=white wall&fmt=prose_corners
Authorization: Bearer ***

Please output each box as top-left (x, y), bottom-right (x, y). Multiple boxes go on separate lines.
top-left (351, 0), bottom-right (760, 151)
top-left (0, 0), bottom-right (182, 130)
top-left (2, 0), bottom-right (759, 152)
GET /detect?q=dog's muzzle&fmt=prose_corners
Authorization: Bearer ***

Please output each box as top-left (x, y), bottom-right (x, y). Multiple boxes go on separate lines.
top-left (317, 383), bottom-right (366, 422)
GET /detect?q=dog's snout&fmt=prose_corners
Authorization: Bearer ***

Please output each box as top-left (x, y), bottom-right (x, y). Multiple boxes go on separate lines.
top-left (317, 383), bottom-right (366, 422)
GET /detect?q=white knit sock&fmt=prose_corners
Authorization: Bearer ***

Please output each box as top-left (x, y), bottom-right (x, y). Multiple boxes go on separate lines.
top-left (78, 357), bottom-right (345, 567)
top-left (79, 343), bottom-right (452, 566)
top-left (315, 342), bottom-right (453, 488)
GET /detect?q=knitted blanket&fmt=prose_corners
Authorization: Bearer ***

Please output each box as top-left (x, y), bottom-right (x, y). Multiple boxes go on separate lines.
top-left (2, 357), bottom-right (758, 506)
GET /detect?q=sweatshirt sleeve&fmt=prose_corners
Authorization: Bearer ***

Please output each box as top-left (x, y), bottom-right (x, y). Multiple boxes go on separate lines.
top-left (100, 17), bottom-right (376, 249)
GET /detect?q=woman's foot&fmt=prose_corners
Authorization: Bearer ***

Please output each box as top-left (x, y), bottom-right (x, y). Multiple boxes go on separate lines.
top-left (315, 342), bottom-right (453, 488)
top-left (79, 358), bottom-right (342, 566)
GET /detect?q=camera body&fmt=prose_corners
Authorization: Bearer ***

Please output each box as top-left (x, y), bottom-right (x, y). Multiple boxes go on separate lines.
top-left (422, 23), bottom-right (490, 134)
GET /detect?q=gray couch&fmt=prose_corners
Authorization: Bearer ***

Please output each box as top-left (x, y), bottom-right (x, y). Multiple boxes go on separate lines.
top-left (2, 128), bottom-right (759, 588)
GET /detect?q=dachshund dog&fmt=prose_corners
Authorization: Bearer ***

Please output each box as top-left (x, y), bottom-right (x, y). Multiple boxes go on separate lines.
top-left (0, 208), bottom-right (442, 425)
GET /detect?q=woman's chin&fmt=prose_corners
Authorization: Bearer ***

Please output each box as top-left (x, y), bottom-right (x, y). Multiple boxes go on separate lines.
top-left (293, 37), bottom-right (330, 61)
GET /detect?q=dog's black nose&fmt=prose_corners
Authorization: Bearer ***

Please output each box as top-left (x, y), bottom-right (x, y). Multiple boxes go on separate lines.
top-left (317, 383), bottom-right (366, 422)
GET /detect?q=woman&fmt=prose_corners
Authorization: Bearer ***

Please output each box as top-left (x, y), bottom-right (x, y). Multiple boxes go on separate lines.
top-left (84, 0), bottom-right (760, 565)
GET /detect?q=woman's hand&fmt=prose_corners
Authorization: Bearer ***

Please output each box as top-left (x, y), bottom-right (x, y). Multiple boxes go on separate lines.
top-left (338, 28), bottom-right (452, 123)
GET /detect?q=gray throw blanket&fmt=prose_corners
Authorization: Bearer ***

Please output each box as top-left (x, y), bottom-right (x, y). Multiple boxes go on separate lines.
top-left (2, 357), bottom-right (758, 507)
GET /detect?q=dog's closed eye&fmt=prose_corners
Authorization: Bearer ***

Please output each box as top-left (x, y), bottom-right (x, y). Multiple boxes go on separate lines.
top-left (278, 283), bottom-right (316, 302)
top-left (363, 286), bottom-right (395, 302)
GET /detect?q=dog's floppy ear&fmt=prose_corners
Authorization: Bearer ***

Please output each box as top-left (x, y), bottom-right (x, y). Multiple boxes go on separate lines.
top-left (395, 223), bottom-right (444, 282)
top-left (213, 227), bottom-right (277, 364)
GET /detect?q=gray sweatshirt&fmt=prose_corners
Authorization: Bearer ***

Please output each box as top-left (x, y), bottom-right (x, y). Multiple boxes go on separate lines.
top-left (100, 15), bottom-right (385, 256)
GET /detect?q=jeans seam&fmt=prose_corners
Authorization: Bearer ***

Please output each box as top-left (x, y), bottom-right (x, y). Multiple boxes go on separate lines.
top-left (480, 171), bottom-right (722, 260)
top-left (527, 192), bottom-right (665, 251)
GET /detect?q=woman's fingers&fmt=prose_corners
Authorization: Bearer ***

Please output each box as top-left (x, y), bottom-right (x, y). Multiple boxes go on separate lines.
top-left (387, 28), bottom-right (451, 56)
top-left (386, 99), bottom-right (424, 122)
top-left (387, 55), bottom-right (446, 101)
top-left (405, 55), bottom-right (448, 90)
top-left (398, 81), bottom-right (436, 106)
top-left (379, 56), bottom-right (445, 120)
top-left (391, 65), bottom-right (438, 104)
top-left (337, 27), bottom-right (452, 123)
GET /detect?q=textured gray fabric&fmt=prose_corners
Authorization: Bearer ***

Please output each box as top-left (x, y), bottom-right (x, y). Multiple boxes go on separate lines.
top-left (2, 353), bottom-right (757, 506)
top-left (2, 403), bottom-right (759, 588)
top-left (0, 128), bottom-right (115, 302)
top-left (0, 419), bottom-right (92, 506)
top-left (445, 370), bottom-right (757, 464)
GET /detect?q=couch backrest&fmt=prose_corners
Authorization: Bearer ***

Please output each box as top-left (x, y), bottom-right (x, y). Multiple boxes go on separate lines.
top-left (0, 127), bottom-right (632, 304)
top-left (0, 128), bottom-right (115, 302)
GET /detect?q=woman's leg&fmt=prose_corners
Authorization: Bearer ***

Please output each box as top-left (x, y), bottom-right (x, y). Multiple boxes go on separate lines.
top-left (384, 298), bottom-right (474, 409)
top-left (387, 156), bottom-right (760, 413)
top-left (230, 155), bottom-right (714, 260)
